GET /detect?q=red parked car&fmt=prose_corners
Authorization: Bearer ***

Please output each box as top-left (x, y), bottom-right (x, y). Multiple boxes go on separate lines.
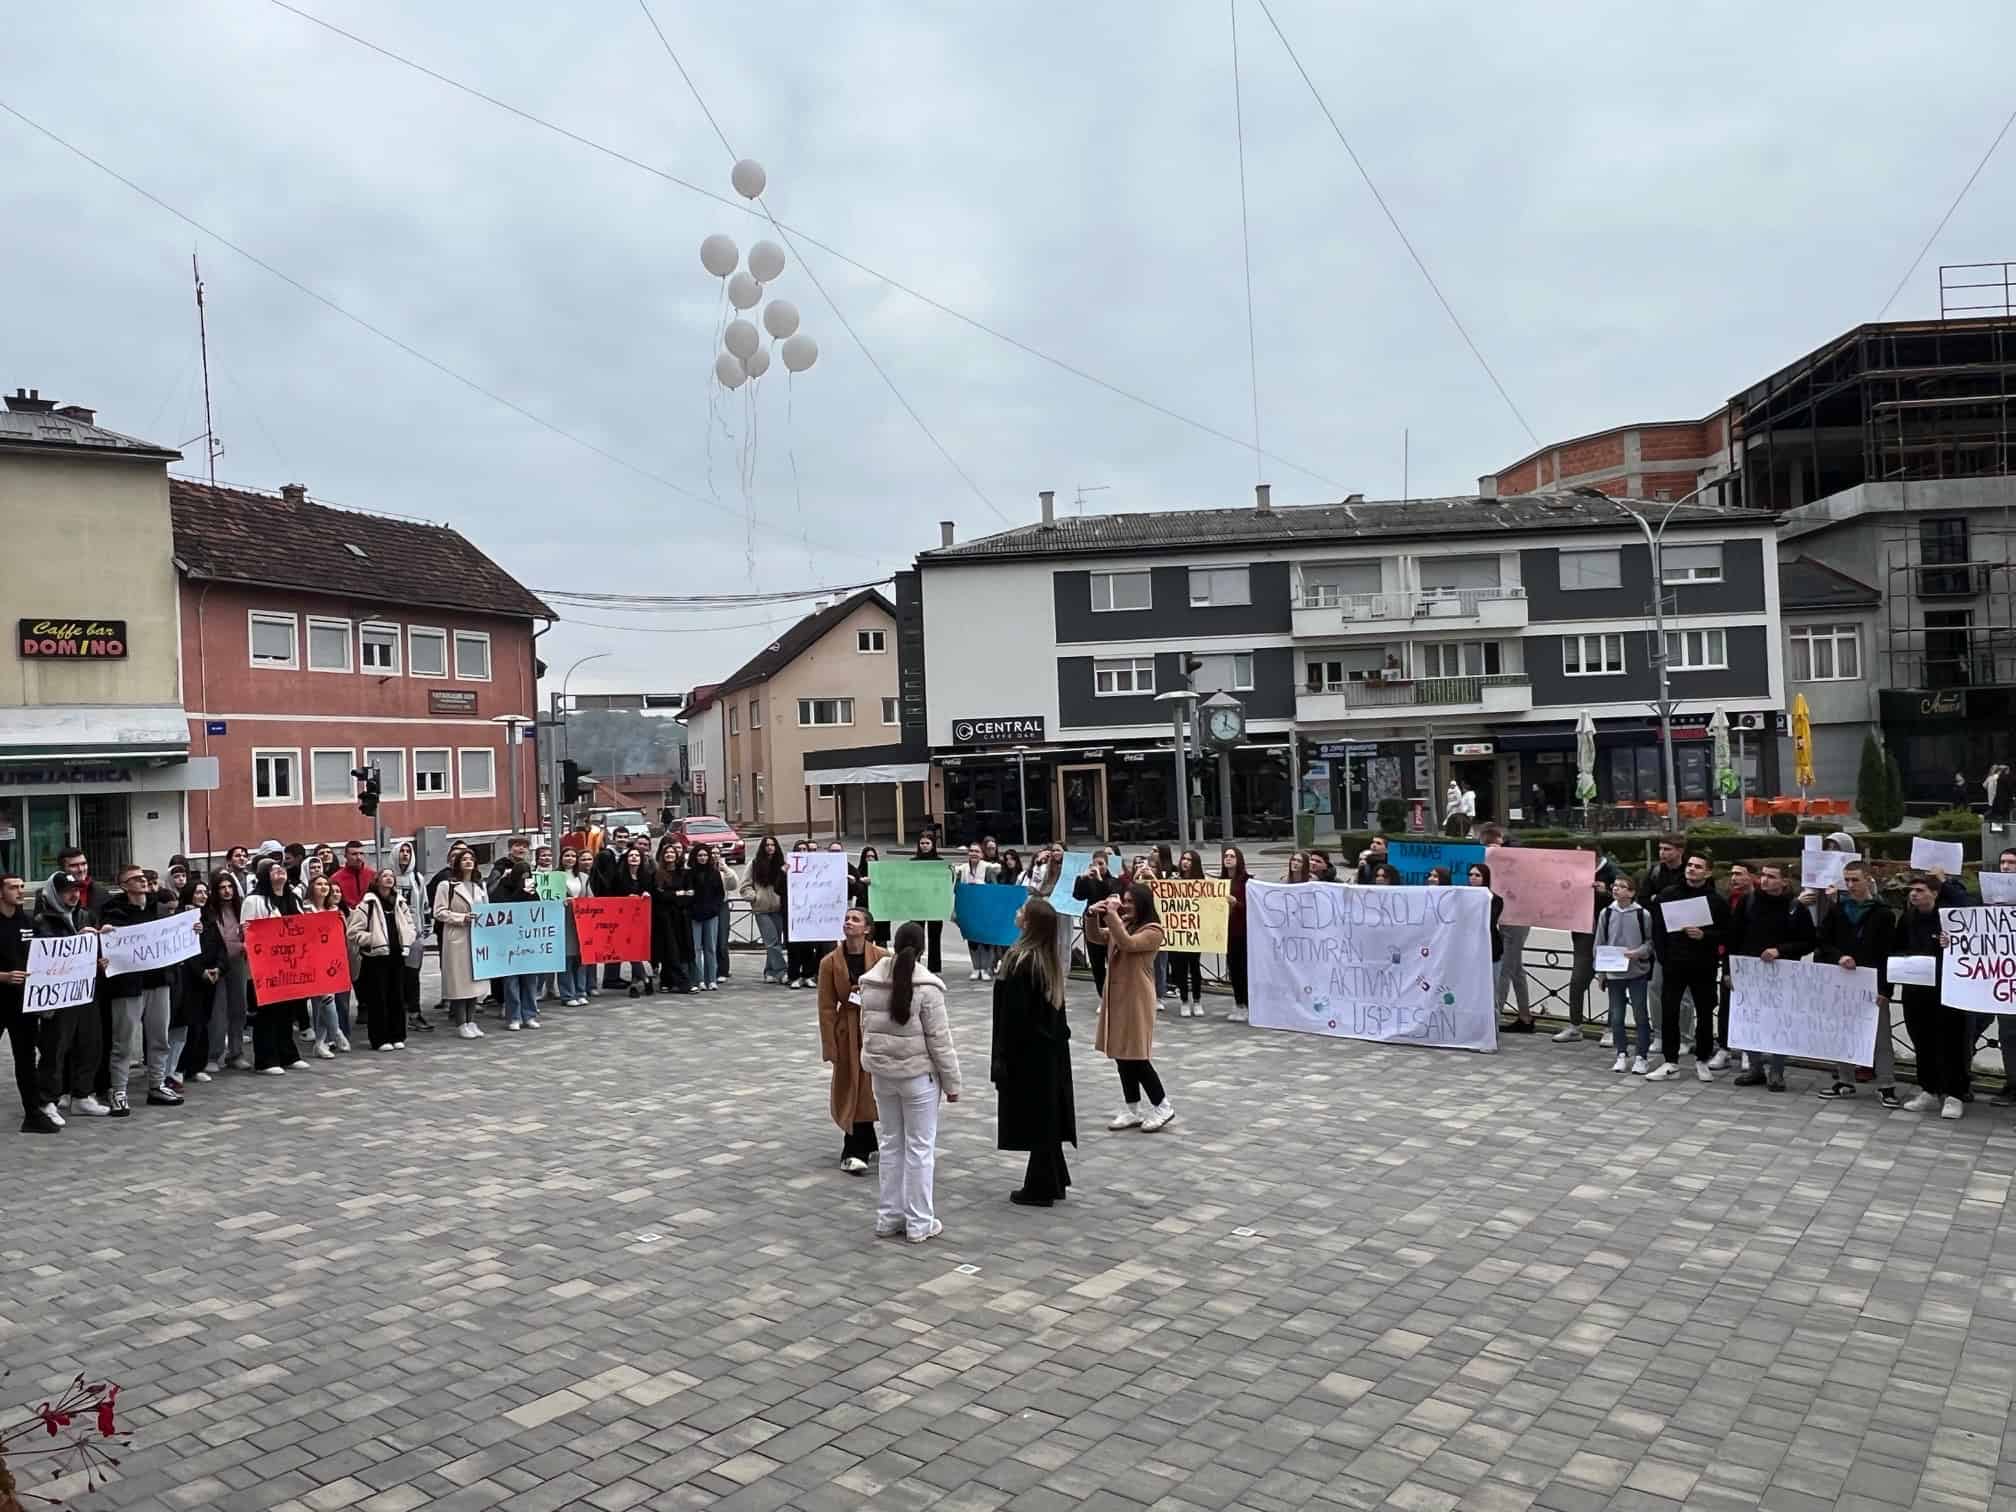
top-left (673, 814), bottom-right (745, 866)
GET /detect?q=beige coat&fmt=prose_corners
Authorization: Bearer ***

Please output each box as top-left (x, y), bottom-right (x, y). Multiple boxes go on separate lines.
top-left (1095, 917), bottom-right (1163, 1062)
top-left (346, 891), bottom-right (417, 957)
top-left (432, 879), bottom-right (484, 1000)
top-left (818, 943), bottom-right (885, 1128)
top-left (858, 956), bottom-right (962, 1096)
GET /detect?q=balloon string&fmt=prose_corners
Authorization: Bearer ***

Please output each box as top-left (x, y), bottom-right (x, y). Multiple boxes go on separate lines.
top-left (789, 374), bottom-right (811, 575)
top-left (742, 378), bottom-right (756, 580)
top-left (704, 278), bottom-right (728, 518)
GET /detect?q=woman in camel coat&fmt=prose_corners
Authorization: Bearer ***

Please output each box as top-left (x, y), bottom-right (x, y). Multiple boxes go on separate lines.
top-left (1094, 881), bottom-right (1174, 1132)
top-left (818, 905), bottom-right (887, 1173)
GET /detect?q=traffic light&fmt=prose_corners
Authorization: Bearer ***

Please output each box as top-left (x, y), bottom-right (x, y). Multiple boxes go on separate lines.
top-left (351, 764), bottom-right (382, 818)
top-left (562, 759), bottom-right (591, 803)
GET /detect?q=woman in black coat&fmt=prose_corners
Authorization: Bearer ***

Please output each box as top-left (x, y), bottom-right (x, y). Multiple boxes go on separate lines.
top-left (171, 876), bottom-right (223, 1085)
top-left (651, 839), bottom-right (694, 993)
top-left (991, 896), bottom-right (1077, 1207)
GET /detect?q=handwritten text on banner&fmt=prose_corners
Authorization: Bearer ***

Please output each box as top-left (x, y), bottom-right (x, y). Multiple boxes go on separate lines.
top-left (1728, 954), bottom-right (1879, 1065)
top-left (1148, 878), bottom-right (1230, 953)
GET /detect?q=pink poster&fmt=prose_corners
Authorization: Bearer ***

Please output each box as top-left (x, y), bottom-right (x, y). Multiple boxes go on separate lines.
top-left (1490, 846), bottom-right (1598, 932)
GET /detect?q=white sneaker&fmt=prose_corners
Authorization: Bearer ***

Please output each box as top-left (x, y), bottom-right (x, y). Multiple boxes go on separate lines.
top-left (969, 970), bottom-right (980, 981)
top-left (334, 1033), bottom-right (351, 1052)
top-left (203, 1061), bottom-right (222, 1075)
top-left (40, 1102), bottom-right (65, 1128)
top-left (193, 1070), bottom-right (213, 1082)
top-left (1612, 1053), bottom-right (1629, 1073)
top-left (286, 1059), bottom-right (310, 1071)
top-left (840, 1156), bottom-right (869, 1175)
top-left (457, 1022), bottom-right (478, 1040)
top-left (906, 1219), bottom-right (944, 1244)
top-left (503, 1022), bottom-right (521, 1032)
top-left (1552, 1026), bottom-right (1580, 1043)
top-left (469, 1023), bottom-right (486, 1037)
top-left (259, 1066), bottom-right (285, 1076)
top-left (377, 1044), bottom-right (396, 1053)
top-left (1108, 1106), bottom-right (1144, 1130)
top-left (69, 1095), bottom-right (110, 1117)
top-left (1905, 1090), bottom-right (1938, 1112)
top-left (1631, 1056), bottom-right (1650, 1075)
top-left (1225, 1007), bottom-right (1248, 1023)
top-left (1141, 1101), bottom-right (1177, 1132)
top-left (1645, 1063), bottom-right (1678, 1081)
top-left (1695, 1062), bottom-right (1713, 1083)
top-left (1941, 1096), bottom-right (1964, 1120)
top-left (227, 1055), bottom-right (252, 1071)
top-left (1707, 1049), bottom-right (1732, 1071)
top-left (522, 1018), bottom-right (540, 1030)
top-left (314, 1042), bottom-right (335, 1059)
top-left (393, 1041), bottom-right (406, 1050)
top-left (981, 970), bottom-right (992, 981)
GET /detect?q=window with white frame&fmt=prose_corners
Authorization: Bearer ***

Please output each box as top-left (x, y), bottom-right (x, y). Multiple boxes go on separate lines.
top-left (1789, 623), bottom-right (1861, 681)
top-left (1305, 647), bottom-right (1387, 691)
top-left (1663, 628), bottom-right (1728, 670)
top-left (1558, 549), bottom-right (1623, 591)
top-left (310, 748), bottom-right (355, 803)
top-left (252, 749), bottom-right (299, 805)
top-left (414, 747), bottom-right (451, 798)
top-left (408, 626), bottom-right (448, 678)
top-left (306, 616), bottom-right (353, 673)
top-left (1189, 651), bottom-right (1253, 692)
top-left (360, 622), bottom-right (401, 673)
top-left (797, 698), bottom-right (854, 727)
top-left (1420, 641), bottom-right (1503, 678)
top-left (1089, 570), bottom-right (1152, 612)
top-left (1093, 656), bottom-right (1155, 696)
top-left (458, 747), bottom-right (496, 797)
top-left (1562, 633), bottom-right (1625, 675)
top-left (856, 628), bottom-right (886, 653)
top-left (881, 696), bottom-right (900, 725)
top-left (753, 773), bottom-right (766, 819)
top-left (453, 630), bottom-right (491, 681)
top-left (750, 699), bottom-right (762, 729)
top-left (731, 775), bottom-right (743, 818)
top-left (1660, 543), bottom-right (1723, 584)
top-left (816, 782), bottom-right (837, 799)
top-left (249, 612), bottom-right (298, 668)
top-left (363, 747), bottom-right (405, 800)
top-left (728, 704), bottom-right (740, 736)
top-left (1188, 566), bottom-right (1250, 607)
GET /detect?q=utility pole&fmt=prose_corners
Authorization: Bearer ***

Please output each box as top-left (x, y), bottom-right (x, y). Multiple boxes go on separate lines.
top-left (193, 253), bottom-right (220, 489)
top-left (1157, 690), bottom-right (1198, 850)
top-left (1618, 495), bottom-right (1711, 818)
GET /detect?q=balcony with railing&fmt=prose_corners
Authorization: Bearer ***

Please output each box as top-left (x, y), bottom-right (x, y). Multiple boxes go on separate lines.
top-left (1297, 672), bottom-right (1533, 725)
top-left (1292, 584), bottom-right (1529, 638)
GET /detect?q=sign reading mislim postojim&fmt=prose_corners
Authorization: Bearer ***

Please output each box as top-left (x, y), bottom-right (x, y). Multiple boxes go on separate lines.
top-left (19, 618), bottom-right (128, 660)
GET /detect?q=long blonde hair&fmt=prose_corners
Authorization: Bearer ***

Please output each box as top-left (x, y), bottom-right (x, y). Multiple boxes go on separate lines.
top-left (999, 896), bottom-right (1065, 1008)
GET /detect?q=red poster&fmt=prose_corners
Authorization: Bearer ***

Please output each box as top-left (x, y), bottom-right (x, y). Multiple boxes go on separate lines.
top-left (574, 895), bottom-right (651, 964)
top-left (244, 911), bottom-right (353, 1001)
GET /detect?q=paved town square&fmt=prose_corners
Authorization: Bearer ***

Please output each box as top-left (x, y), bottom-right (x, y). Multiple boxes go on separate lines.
top-left (9, 956), bottom-right (2016, 1512)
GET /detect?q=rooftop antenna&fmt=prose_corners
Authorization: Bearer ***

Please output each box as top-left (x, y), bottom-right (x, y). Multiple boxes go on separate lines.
top-left (192, 252), bottom-right (221, 488)
top-left (1074, 483), bottom-right (1110, 516)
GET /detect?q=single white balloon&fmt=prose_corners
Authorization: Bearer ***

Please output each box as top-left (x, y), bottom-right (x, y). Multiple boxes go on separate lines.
top-left (731, 158), bottom-right (766, 198)
top-left (744, 346), bottom-right (772, 378)
top-left (748, 240), bottom-right (786, 283)
top-left (700, 234), bottom-right (738, 278)
top-left (714, 351), bottom-right (747, 389)
top-left (780, 333), bottom-right (818, 373)
top-left (723, 319), bottom-right (760, 361)
top-left (761, 299), bottom-right (800, 340)
top-left (726, 271), bottom-right (762, 310)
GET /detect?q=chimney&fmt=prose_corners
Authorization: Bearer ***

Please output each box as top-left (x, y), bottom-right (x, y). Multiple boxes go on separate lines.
top-left (280, 483), bottom-right (308, 505)
top-left (939, 520), bottom-right (955, 547)
top-left (5, 388), bottom-right (56, 414)
top-left (54, 404), bottom-right (95, 424)
top-left (1255, 482), bottom-right (1272, 513)
top-left (1039, 489), bottom-right (1056, 529)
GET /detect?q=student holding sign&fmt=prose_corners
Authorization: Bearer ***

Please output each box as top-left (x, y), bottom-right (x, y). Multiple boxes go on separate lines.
top-left (1594, 876), bottom-right (1654, 1073)
top-left (1727, 863), bottom-right (1817, 1093)
top-left (99, 863), bottom-right (188, 1114)
top-left (1899, 874), bottom-right (1968, 1118)
top-left (0, 873), bottom-right (58, 1134)
top-left (1649, 853), bottom-right (1731, 1082)
top-left (33, 872), bottom-right (107, 1121)
top-left (241, 862), bottom-right (314, 1075)
top-left (1812, 861), bottom-right (1901, 1106)
top-left (1988, 848), bottom-right (2016, 1107)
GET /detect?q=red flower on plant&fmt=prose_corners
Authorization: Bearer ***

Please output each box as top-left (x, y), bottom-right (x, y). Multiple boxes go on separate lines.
top-left (96, 1386), bottom-right (118, 1439)
top-left (37, 1403), bottom-right (71, 1437)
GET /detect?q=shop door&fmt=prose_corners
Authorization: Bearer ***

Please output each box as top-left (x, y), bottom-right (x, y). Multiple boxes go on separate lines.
top-left (26, 796), bottom-right (70, 882)
top-left (1056, 765), bottom-right (1107, 843)
top-left (76, 794), bottom-right (129, 882)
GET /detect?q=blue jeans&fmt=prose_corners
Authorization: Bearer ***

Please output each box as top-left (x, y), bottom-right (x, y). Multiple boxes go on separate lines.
top-left (334, 990), bottom-right (353, 1036)
top-left (561, 963), bottom-right (590, 999)
top-left (500, 974), bottom-right (539, 1026)
top-left (1607, 978), bottom-right (1649, 1058)
top-left (692, 917), bottom-right (721, 987)
top-left (311, 994), bottom-right (342, 1045)
top-left (755, 911), bottom-right (786, 979)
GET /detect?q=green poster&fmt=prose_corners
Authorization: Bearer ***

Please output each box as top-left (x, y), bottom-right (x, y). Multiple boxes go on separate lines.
top-left (535, 870), bottom-right (571, 901)
top-left (868, 859), bottom-right (954, 922)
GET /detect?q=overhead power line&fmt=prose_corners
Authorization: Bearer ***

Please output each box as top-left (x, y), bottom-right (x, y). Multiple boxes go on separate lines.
top-left (0, 96), bottom-right (888, 565)
top-left (1250, 0), bottom-right (1539, 447)
top-left (263, 0), bottom-right (1353, 492)
top-left (1876, 102), bottom-right (2016, 318)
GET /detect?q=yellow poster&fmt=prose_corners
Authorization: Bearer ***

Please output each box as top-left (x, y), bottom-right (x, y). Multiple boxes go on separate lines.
top-left (1149, 877), bottom-right (1231, 953)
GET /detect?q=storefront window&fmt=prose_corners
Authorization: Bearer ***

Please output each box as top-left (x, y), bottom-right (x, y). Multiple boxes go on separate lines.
top-left (76, 794), bottom-right (130, 881)
top-left (26, 797), bottom-right (69, 882)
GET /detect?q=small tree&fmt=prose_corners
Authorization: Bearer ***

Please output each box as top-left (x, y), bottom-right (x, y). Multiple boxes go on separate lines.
top-left (1376, 797), bottom-right (1408, 833)
top-left (1857, 733), bottom-right (1901, 831)
top-left (1885, 750), bottom-right (1906, 831)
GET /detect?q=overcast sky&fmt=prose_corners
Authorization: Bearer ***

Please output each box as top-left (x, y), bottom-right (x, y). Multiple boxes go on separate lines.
top-left (7, 1), bottom-right (2015, 697)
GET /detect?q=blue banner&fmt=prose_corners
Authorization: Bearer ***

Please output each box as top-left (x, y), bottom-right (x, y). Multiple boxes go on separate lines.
top-left (471, 900), bottom-right (566, 981)
top-left (1048, 851), bottom-right (1092, 917)
top-left (1386, 840), bottom-right (1485, 887)
top-left (954, 881), bottom-right (1027, 948)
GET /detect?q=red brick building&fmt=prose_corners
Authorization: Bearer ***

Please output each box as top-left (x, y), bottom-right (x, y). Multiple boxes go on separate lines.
top-left (1482, 410), bottom-right (1735, 504)
top-left (171, 480), bottom-right (552, 862)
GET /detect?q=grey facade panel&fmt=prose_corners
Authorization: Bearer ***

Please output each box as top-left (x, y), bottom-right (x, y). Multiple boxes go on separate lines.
top-left (1057, 648), bottom-right (1295, 728)
top-left (1053, 562), bottom-right (1292, 643)
top-left (1527, 625), bottom-right (1772, 708)
top-left (1523, 538), bottom-right (1767, 622)
top-left (1244, 647), bottom-right (1297, 721)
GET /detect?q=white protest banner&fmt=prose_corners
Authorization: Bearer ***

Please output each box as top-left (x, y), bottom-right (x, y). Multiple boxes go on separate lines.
top-left (1980, 871), bottom-right (2016, 905)
top-left (1886, 955), bottom-right (1937, 987)
top-left (1804, 834), bottom-right (1822, 852)
top-left (1247, 880), bottom-right (1497, 1051)
top-left (1799, 850), bottom-right (1857, 890)
top-left (1489, 847), bottom-right (1597, 931)
top-left (24, 933), bottom-right (98, 1014)
top-left (786, 851), bottom-right (850, 941)
top-left (1660, 895), bottom-right (1713, 930)
top-left (1911, 836), bottom-right (1965, 873)
top-left (1594, 946), bottom-right (1631, 974)
top-left (1940, 905), bottom-right (2016, 1012)
top-left (1728, 954), bottom-right (1878, 1065)
top-left (99, 911), bottom-right (203, 975)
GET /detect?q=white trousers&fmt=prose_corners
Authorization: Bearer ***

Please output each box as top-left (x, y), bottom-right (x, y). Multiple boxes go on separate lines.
top-left (872, 1072), bottom-right (940, 1238)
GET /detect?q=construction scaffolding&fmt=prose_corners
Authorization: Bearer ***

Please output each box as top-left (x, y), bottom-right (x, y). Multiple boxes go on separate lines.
top-left (1881, 508), bottom-right (2016, 691)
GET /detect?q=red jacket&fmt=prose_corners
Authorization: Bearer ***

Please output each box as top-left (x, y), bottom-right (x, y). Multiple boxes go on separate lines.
top-left (333, 859), bottom-right (372, 910)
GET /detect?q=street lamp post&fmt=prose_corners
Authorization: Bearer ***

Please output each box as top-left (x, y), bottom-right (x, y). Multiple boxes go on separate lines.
top-left (549, 652), bottom-right (610, 842)
top-left (1013, 746), bottom-right (1031, 847)
top-left (1617, 488), bottom-right (1716, 819)
top-left (492, 715), bottom-right (536, 837)
top-left (1156, 690), bottom-right (1200, 849)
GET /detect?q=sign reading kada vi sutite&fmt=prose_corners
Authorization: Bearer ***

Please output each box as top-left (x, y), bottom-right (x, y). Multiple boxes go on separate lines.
top-left (19, 618), bottom-right (127, 659)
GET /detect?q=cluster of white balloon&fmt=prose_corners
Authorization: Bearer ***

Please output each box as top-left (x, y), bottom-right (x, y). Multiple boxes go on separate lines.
top-left (701, 159), bottom-right (818, 389)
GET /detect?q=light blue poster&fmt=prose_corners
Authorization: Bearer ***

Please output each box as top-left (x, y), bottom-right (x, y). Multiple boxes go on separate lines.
top-left (471, 900), bottom-right (566, 981)
top-left (954, 882), bottom-right (1027, 948)
top-left (1386, 840), bottom-right (1485, 886)
top-left (1049, 851), bottom-right (1092, 917)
